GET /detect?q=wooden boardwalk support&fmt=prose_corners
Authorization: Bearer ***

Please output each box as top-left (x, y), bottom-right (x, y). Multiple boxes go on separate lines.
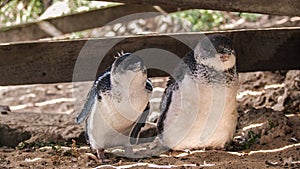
top-left (99, 0), bottom-right (300, 16)
top-left (0, 4), bottom-right (181, 43)
top-left (2, 0), bottom-right (300, 43)
top-left (0, 27), bottom-right (299, 86)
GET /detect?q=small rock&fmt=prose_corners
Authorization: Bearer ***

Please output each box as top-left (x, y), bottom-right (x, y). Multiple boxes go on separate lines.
top-left (289, 137), bottom-right (298, 143)
top-left (265, 160), bottom-right (279, 166)
top-left (0, 124), bottom-right (31, 147)
top-left (283, 157), bottom-right (293, 166)
top-left (0, 105), bottom-right (11, 115)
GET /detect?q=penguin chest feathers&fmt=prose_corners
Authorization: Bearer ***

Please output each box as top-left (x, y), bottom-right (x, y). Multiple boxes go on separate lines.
top-left (87, 71), bottom-right (150, 149)
top-left (111, 71), bottom-right (150, 116)
top-left (162, 75), bottom-right (238, 150)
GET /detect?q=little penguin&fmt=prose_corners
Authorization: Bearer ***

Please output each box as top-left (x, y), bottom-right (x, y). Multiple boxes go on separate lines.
top-left (76, 53), bottom-right (153, 160)
top-left (157, 34), bottom-right (239, 150)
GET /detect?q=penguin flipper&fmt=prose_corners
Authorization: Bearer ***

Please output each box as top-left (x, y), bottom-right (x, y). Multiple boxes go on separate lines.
top-left (157, 77), bottom-right (178, 135)
top-left (76, 69), bottom-right (111, 124)
top-left (129, 103), bottom-right (150, 144)
top-left (145, 78), bottom-right (153, 92)
top-left (75, 86), bottom-right (98, 124)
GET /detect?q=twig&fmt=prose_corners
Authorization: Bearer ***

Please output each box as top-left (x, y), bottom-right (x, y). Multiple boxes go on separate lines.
top-left (0, 0), bottom-right (11, 9)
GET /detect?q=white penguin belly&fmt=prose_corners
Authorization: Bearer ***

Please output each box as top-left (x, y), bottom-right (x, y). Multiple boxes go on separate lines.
top-left (87, 94), bottom-right (148, 149)
top-left (161, 76), bottom-right (238, 150)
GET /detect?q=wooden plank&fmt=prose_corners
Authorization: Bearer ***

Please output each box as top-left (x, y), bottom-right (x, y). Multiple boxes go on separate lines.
top-left (0, 27), bottom-right (299, 86)
top-left (98, 0), bottom-right (300, 16)
top-left (0, 4), bottom-right (180, 43)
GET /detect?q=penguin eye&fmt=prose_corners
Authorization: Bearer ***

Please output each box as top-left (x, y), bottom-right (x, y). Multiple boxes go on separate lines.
top-left (218, 47), bottom-right (232, 54)
top-left (218, 48), bottom-right (225, 54)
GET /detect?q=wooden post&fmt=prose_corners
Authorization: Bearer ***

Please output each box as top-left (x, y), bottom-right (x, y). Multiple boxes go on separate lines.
top-left (0, 28), bottom-right (299, 85)
top-left (98, 0), bottom-right (300, 16)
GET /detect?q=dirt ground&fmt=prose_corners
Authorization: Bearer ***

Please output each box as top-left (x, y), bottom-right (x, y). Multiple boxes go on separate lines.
top-left (0, 4), bottom-right (300, 168)
top-left (0, 70), bottom-right (299, 168)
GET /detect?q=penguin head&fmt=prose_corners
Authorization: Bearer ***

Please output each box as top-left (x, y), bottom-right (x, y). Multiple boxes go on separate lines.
top-left (194, 34), bottom-right (236, 71)
top-left (110, 53), bottom-right (151, 120)
top-left (111, 52), bottom-right (148, 88)
top-left (111, 53), bottom-right (147, 75)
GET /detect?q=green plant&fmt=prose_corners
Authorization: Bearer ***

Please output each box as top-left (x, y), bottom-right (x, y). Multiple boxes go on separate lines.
top-left (0, 0), bottom-right (115, 27)
top-left (239, 13), bottom-right (261, 22)
top-left (0, 0), bottom-right (44, 27)
top-left (171, 9), bottom-right (225, 31)
top-left (268, 118), bottom-right (276, 129)
top-left (17, 141), bottom-right (70, 150)
top-left (240, 130), bottom-right (261, 150)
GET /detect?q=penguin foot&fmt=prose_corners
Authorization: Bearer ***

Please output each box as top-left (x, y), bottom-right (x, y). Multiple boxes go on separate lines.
top-left (168, 149), bottom-right (178, 156)
top-left (124, 146), bottom-right (135, 158)
top-left (201, 146), bottom-right (226, 151)
top-left (215, 147), bottom-right (226, 151)
top-left (96, 148), bottom-right (110, 163)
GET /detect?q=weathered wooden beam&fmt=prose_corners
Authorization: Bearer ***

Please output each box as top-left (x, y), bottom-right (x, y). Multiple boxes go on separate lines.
top-left (0, 4), bottom-right (180, 43)
top-left (0, 27), bottom-right (299, 86)
top-left (98, 0), bottom-right (300, 16)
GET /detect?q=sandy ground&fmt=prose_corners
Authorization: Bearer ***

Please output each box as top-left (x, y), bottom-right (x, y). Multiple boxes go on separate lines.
top-left (1, 6), bottom-right (300, 169)
top-left (0, 70), bottom-right (300, 168)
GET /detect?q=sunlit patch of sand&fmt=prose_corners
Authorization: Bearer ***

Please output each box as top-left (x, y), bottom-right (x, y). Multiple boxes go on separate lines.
top-left (227, 143), bottom-right (300, 156)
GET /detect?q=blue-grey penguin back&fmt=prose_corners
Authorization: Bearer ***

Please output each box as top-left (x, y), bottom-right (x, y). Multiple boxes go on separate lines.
top-left (75, 69), bottom-right (111, 124)
top-left (157, 77), bottom-right (178, 136)
top-left (75, 85), bottom-right (98, 124)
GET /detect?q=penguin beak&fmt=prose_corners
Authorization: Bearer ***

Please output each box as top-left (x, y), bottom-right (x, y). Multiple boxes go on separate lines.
top-left (220, 54), bottom-right (230, 62)
top-left (219, 48), bottom-right (234, 62)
